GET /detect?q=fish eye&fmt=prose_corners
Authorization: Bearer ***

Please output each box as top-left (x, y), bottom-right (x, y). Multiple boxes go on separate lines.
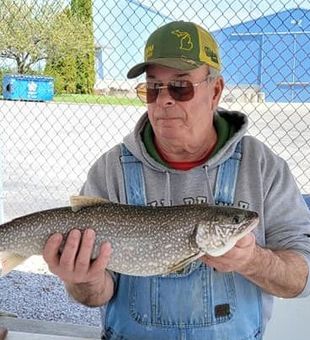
top-left (232, 215), bottom-right (240, 224)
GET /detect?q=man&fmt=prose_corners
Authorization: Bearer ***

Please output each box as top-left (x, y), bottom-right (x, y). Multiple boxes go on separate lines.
top-left (43, 21), bottom-right (310, 339)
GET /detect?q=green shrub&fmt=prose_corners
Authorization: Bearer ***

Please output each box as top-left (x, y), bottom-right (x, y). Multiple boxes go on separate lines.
top-left (45, 55), bottom-right (77, 94)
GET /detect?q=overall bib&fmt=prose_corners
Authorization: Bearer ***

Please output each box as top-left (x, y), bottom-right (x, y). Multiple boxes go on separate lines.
top-left (102, 141), bottom-right (262, 340)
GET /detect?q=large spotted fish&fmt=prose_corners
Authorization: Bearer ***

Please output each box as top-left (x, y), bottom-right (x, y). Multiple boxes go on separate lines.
top-left (0, 196), bottom-right (259, 276)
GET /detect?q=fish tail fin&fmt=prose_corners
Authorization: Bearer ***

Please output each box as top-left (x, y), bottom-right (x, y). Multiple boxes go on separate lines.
top-left (0, 252), bottom-right (27, 276)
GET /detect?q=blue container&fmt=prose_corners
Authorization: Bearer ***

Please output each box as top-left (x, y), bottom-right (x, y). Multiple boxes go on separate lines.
top-left (2, 74), bottom-right (54, 101)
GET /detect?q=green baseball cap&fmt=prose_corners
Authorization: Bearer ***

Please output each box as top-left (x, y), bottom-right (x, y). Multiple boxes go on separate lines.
top-left (127, 21), bottom-right (221, 79)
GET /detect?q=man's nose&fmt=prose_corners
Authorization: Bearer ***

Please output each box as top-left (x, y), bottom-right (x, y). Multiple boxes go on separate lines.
top-left (155, 87), bottom-right (175, 106)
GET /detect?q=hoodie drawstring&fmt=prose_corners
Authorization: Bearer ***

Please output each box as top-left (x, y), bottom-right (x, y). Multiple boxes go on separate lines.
top-left (165, 171), bottom-right (172, 206)
top-left (204, 165), bottom-right (215, 205)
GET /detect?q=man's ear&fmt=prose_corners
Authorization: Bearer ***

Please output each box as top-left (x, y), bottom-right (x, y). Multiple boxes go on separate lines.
top-left (212, 76), bottom-right (224, 105)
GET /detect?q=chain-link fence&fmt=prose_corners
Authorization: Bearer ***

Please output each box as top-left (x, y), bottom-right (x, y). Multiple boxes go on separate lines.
top-left (0, 0), bottom-right (309, 221)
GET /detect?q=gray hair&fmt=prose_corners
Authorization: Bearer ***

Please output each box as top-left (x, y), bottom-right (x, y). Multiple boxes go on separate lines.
top-left (208, 66), bottom-right (221, 79)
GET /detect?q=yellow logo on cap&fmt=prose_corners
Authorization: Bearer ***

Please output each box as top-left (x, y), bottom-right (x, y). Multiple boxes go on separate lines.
top-left (172, 30), bottom-right (193, 51)
top-left (145, 44), bottom-right (154, 60)
top-left (204, 46), bottom-right (219, 65)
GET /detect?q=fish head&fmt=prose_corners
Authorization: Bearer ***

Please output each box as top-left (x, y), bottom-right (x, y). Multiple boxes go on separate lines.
top-left (195, 208), bottom-right (259, 257)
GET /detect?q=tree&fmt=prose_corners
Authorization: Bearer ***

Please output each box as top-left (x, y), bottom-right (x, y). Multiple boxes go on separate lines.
top-left (71, 0), bottom-right (95, 94)
top-left (45, 52), bottom-right (78, 94)
top-left (0, 0), bottom-right (92, 75)
top-left (45, 0), bottom-right (96, 94)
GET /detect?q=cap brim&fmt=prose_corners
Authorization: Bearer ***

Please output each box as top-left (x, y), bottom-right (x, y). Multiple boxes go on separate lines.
top-left (127, 58), bottom-right (204, 79)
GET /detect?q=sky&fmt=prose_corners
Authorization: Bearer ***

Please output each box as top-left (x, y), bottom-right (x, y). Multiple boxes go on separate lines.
top-left (136, 0), bottom-right (309, 29)
top-left (20, 0), bottom-right (310, 30)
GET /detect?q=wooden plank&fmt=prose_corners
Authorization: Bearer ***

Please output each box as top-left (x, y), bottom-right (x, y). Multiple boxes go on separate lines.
top-left (6, 330), bottom-right (98, 340)
top-left (0, 317), bottom-right (100, 339)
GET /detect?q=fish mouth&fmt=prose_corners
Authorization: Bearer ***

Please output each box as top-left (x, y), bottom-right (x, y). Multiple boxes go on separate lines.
top-left (201, 216), bottom-right (260, 257)
top-left (247, 216), bottom-right (260, 232)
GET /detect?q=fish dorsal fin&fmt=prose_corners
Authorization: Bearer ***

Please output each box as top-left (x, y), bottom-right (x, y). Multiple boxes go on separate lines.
top-left (70, 195), bottom-right (110, 212)
top-left (0, 252), bottom-right (28, 276)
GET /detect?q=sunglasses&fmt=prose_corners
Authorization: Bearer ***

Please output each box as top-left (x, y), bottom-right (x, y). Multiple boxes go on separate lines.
top-left (135, 77), bottom-right (212, 104)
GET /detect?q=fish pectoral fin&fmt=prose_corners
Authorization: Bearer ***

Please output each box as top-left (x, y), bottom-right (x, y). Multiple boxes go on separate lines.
top-left (70, 195), bottom-right (110, 212)
top-left (0, 252), bottom-right (28, 276)
top-left (167, 252), bottom-right (203, 274)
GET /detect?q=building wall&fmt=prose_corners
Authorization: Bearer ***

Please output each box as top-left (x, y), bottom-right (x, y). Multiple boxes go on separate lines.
top-left (94, 5), bottom-right (309, 102)
top-left (214, 8), bottom-right (310, 102)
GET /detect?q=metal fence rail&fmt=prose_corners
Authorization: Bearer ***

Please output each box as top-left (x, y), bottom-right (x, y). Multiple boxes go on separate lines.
top-left (0, 0), bottom-right (309, 221)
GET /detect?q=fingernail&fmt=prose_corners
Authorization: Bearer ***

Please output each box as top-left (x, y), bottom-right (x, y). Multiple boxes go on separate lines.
top-left (106, 241), bottom-right (112, 252)
top-left (70, 229), bottom-right (80, 238)
top-left (85, 229), bottom-right (95, 238)
top-left (52, 233), bottom-right (63, 243)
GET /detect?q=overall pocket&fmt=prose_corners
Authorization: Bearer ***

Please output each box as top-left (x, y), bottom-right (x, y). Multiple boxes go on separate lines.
top-left (129, 261), bottom-right (237, 328)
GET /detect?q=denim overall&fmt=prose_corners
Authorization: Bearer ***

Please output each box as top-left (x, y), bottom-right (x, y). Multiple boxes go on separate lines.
top-left (102, 142), bottom-right (262, 340)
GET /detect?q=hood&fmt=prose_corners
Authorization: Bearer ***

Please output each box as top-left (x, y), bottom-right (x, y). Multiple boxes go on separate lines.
top-left (123, 107), bottom-right (248, 173)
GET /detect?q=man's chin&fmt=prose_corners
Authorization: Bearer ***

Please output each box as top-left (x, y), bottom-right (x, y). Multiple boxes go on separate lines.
top-left (157, 129), bottom-right (184, 141)
top-left (156, 119), bottom-right (184, 130)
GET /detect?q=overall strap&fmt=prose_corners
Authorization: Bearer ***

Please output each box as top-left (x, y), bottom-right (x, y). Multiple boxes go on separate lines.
top-left (119, 144), bottom-right (146, 205)
top-left (214, 140), bottom-right (242, 206)
top-left (120, 140), bottom-right (242, 207)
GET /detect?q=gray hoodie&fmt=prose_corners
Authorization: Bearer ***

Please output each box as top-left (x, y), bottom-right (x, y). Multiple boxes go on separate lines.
top-left (81, 108), bottom-right (310, 330)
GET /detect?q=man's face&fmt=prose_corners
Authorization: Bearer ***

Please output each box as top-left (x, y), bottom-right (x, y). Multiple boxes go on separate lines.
top-left (146, 64), bottom-right (223, 149)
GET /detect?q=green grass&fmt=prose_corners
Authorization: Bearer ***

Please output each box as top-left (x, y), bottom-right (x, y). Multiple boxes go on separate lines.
top-left (0, 93), bottom-right (144, 106)
top-left (54, 94), bottom-right (143, 106)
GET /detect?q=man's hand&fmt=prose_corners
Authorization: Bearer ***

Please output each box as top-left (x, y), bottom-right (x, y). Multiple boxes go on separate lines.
top-left (43, 228), bottom-right (111, 284)
top-left (201, 232), bottom-right (308, 298)
top-left (200, 233), bottom-right (256, 274)
top-left (43, 229), bottom-right (114, 306)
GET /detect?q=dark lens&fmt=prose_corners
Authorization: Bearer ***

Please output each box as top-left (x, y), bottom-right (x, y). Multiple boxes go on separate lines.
top-left (146, 87), bottom-right (159, 103)
top-left (136, 83), bottom-right (158, 103)
top-left (168, 80), bottom-right (194, 101)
